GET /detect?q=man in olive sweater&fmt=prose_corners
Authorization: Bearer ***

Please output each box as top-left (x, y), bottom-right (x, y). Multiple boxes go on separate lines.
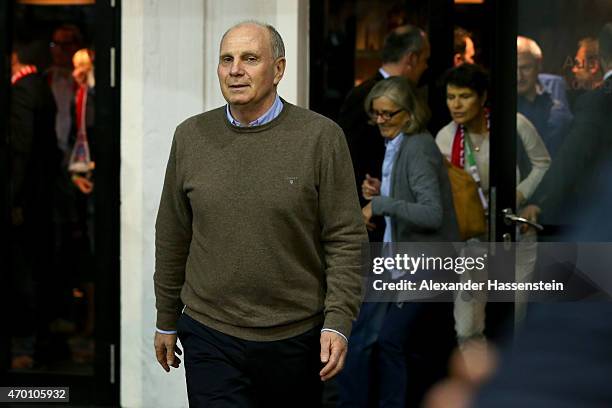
top-left (153, 21), bottom-right (367, 406)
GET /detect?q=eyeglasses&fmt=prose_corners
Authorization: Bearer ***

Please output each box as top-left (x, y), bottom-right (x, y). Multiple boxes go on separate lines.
top-left (368, 109), bottom-right (403, 121)
top-left (49, 41), bottom-right (76, 49)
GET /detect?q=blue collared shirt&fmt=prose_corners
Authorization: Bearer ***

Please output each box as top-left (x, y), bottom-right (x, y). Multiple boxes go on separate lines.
top-left (518, 84), bottom-right (573, 158)
top-left (378, 67), bottom-right (391, 79)
top-left (381, 132), bottom-right (405, 243)
top-left (225, 94), bottom-right (283, 126)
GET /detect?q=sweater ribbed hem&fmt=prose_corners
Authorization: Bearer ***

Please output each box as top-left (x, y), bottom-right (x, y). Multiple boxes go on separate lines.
top-left (184, 307), bottom-right (325, 342)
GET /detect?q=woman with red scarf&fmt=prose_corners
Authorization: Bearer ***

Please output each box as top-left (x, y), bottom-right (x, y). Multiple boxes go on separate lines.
top-left (436, 64), bottom-right (551, 346)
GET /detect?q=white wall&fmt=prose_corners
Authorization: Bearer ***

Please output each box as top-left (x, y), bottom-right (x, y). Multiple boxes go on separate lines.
top-left (121, 0), bottom-right (204, 407)
top-left (121, 1), bottom-right (308, 407)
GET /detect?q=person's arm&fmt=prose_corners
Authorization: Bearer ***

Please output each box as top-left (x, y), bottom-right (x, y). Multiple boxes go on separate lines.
top-left (9, 84), bottom-right (34, 215)
top-left (531, 94), bottom-right (602, 213)
top-left (154, 132), bottom-right (192, 331)
top-left (317, 123), bottom-right (368, 339)
top-left (371, 139), bottom-right (444, 230)
top-left (516, 114), bottom-right (551, 203)
top-left (317, 123), bottom-right (367, 381)
top-left (153, 130), bottom-right (192, 372)
top-left (435, 124), bottom-right (454, 162)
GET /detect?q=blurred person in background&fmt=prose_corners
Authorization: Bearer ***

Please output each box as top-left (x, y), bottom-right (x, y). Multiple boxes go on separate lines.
top-left (336, 24), bottom-right (431, 407)
top-left (8, 39), bottom-right (59, 369)
top-left (47, 24), bottom-right (83, 158)
top-left (427, 19), bottom-right (612, 408)
top-left (517, 35), bottom-right (573, 158)
top-left (567, 36), bottom-right (604, 110)
top-left (364, 76), bottom-right (459, 407)
top-left (453, 27), bottom-right (476, 67)
top-left (337, 24), bottom-right (430, 243)
top-left (338, 76), bottom-right (458, 407)
top-left (436, 64), bottom-right (550, 347)
top-left (522, 23), bottom-right (612, 235)
top-left (64, 49), bottom-right (96, 355)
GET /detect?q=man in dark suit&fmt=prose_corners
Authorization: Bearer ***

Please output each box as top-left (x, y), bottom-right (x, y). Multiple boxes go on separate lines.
top-left (8, 40), bottom-right (59, 368)
top-left (522, 23), bottom-right (612, 228)
top-left (336, 24), bottom-right (430, 242)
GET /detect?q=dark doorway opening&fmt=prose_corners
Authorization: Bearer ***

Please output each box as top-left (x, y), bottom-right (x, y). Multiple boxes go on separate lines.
top-left (0, 1), bottom-right (120, 405)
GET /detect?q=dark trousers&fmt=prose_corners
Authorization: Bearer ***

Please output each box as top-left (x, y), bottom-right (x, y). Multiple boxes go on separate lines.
top-left (378, 302), bottom-right (455, 408)
top-left (337, 302), bottom-right (455, 408)
top-left (177, 313), bottom-right (323, 408)
top-left (336, 302), bottom-right (392, 407)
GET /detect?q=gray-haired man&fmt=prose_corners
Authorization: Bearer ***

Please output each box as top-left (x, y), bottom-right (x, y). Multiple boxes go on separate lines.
top-left (153, 21), bottom-right (366, 407)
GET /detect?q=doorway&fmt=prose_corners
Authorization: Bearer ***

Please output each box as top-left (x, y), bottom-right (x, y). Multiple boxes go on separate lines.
top-left (0, 1), bottom-right (120, 405)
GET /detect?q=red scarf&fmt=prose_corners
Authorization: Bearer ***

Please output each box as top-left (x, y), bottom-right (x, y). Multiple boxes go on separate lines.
top-left (450, 108), bottom-right (490, 168)
top-left (75, 84), bottom-right (88, 135)
top-left (11, 65), bottom-right (37, 85)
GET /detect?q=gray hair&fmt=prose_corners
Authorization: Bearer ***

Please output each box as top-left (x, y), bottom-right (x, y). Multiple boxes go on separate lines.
top-left (364, 77), bottom-right (430, 134)
top-left (517, 35), bottom-right (543, 60)
top-left (221, 20), bottom-right (285, 60)
top-left (381, 25), bottom-right (427, 64)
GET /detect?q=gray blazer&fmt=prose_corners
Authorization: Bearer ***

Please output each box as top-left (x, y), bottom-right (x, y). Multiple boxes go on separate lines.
top-left (371, 131), bottom-right (459, 242)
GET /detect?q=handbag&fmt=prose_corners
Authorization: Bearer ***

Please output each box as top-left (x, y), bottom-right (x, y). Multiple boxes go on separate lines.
top-left (445, 158), bottom-right (487, 240)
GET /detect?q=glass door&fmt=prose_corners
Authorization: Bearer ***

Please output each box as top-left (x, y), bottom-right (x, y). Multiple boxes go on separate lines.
top-left (0, 1), bottom-right (120, 405)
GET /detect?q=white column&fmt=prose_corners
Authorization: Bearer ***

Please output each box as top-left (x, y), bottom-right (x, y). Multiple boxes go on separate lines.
top-left (121, 1), bottom-right (204, 407)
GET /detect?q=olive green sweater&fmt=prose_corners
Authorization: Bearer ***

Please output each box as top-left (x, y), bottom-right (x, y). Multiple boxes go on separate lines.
top-left (154, 102), bottom-right (367, 341)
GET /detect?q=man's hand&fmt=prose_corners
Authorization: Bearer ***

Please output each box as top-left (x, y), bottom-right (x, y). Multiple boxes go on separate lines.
top-left (319, 331), bottom-right (347, 381)
top-left (362, 202), bottom-right (376, 231)
top-left (519, 204), bottom-right (541, 233)
top-left (154, 332), bottom-right (182, 372)
top-left (362, 174), bottom-right (381, 200)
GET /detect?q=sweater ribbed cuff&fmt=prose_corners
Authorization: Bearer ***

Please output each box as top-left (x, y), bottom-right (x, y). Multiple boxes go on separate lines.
top-left (156, 311), bottom-right (181, 332)
top-left (323, 311), bottom-right (353, 340)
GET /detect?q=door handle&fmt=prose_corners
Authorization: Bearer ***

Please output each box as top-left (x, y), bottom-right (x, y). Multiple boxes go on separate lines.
top-left (502, 208), bottom-right (544, 231)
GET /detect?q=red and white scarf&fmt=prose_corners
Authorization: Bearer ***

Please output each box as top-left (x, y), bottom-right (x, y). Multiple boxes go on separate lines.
top-left (450, 108), bottom-right (490, 168)
top-left (11, 65), bottom-right (37, 85)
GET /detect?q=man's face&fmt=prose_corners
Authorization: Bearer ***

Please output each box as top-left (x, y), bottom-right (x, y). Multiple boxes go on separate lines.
top-left (463, 37), bottom-right (475, 64)
top-left (412, 39), bottom-right (430, 84)
top-left (217, 24), bottom-right (285, 111)
top-left (51, 29), bottom-right (80, 68)
top-left (402, 37), bottom-right (430, 85)
top-left (517, 52), bottom-right (539, 96)
top-left (572, 45), bottom-right (598, 88)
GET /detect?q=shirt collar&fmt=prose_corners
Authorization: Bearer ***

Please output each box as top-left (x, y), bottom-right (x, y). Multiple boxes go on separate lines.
top-left (385, 132), bottom-right (404, 148)
top-left (226, 94), bottom-right (283, 127)
top-left (379, 68), bottom-right (391, 79)
top-left (604, 70), bottom-right (612, 82)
